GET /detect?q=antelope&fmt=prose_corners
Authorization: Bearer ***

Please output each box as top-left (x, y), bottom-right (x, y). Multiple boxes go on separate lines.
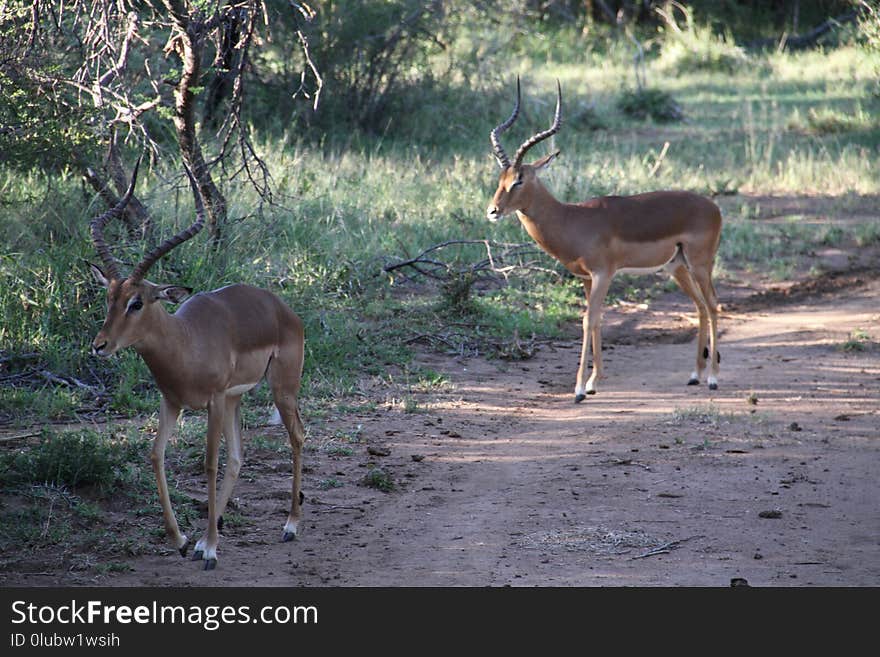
top-left (88, 159), bottom-right (306, 570)
top-left (487, 79), bottom-right (722, 402)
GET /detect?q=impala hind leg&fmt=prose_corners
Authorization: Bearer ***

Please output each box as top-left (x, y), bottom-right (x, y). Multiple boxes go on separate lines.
top-left (574, 274), bottom-right (610, 402)
top-left (267, 349), bottom-right (305, 543)
top-left (691, 267), bottom-right (720, 390)
top-left (152, 397), bottom-right (189, 556)
top-left (671, 265), bottom-right (710, 386)
top-left (214, 396), bottom-right (244, 535)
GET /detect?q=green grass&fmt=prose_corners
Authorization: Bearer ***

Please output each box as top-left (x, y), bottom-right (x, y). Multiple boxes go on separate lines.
top-left (361, 467), bottom-right (394, 493)
top-left (839, 329), bottom-right (875, 352)
top-left (0, 425), bottom-right (200, 569)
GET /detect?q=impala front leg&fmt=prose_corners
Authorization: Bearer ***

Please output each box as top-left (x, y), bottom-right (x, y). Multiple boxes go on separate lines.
top-left (151, 397), bottom-right (189, 556)
top-left (574, 273), bottom-right (610, 401)
top-left (193, 393), bottom-right (225, 570)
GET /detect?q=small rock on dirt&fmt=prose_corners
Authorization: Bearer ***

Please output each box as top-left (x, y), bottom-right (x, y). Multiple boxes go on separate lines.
top-left (759, 509), bottom-right (783, 519)
top-left (367, 446), bottom-right (391, 457)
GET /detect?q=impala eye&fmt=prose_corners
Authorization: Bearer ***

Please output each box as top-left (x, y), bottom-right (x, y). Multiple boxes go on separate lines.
top-left (511, 177), bottom-right (523, 189)
top-left (127, 297), bottom-right (143, 314)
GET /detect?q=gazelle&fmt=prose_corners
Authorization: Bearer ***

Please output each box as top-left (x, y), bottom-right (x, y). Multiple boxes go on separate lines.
top-left (88, 159), bottom-right (306, 570)
top-left (487, 79), bottom-right (722, 402)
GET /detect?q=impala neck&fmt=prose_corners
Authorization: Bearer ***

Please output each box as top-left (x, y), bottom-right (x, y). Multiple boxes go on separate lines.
top-left (514, 178), bottom-right (572, 260)
top-left (133, 305), bottom-right (190, 395)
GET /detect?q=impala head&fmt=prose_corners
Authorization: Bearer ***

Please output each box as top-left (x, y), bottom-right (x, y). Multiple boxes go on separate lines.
top-left (88, 158), bottom-right (204, 357)
top-left (487, 77), bottom-right (562, 222)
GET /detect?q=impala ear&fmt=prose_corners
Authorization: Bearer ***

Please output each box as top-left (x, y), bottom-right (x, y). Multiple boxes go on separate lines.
top-left (154, 285), bottom-right (192, 304)
top-left (532, 150), bottom-right (560, 171)
top-left (87, 261), bottom-right (110, 289)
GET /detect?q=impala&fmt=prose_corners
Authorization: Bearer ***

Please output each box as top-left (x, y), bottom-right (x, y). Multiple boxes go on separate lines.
top-left (88, 159), bottom-right (306, 570)
top-left (487, 78), bottom-right (722, 402)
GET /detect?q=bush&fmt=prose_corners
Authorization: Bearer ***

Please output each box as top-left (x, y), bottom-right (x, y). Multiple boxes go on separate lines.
top-left (617, 87), bottom-right (684, 122)
top-left (281, 1), bottom-right (451, 132)
top-left (656, 2), bottom-right (748, 74)
top-left (787, 106), bottom-right (873, 135)
top-left (0, 428), bottom-right (147, 493)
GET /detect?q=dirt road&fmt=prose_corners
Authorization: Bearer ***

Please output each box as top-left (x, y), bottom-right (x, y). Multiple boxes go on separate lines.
top-left (5, 272), bottom-right (879, 587)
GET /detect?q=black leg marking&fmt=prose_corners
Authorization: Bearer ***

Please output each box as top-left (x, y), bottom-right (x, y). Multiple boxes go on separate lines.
top-left (716, 350), bottom-right (721, 364)
top-left (178, 539), bottom-right (190, 558)
top-left (217, 515), bottom-right (224, 532)
top-left (299, 491), bottom-right (305, 505)
top-left (703, 347), bottom-right (709, 359)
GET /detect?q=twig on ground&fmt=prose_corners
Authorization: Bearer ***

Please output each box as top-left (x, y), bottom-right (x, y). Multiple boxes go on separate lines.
top-left (632, 535), bottom-right (703, 560)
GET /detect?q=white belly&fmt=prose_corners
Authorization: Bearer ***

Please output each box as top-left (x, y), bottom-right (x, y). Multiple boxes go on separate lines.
top-left (616, 264), bottom-right (668, 276)
top-left (226, 382), bottom-right (259, 396)
top-left (616, 245), bottom-right (682, 276)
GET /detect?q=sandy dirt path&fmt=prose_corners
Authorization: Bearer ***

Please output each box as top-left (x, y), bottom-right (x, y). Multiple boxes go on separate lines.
top-left (4, 275), bottom-right (879, 587)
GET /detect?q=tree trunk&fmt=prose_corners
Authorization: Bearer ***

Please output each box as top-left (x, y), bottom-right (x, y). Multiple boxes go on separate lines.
top-left (164, 0), bottom-right (227, 245)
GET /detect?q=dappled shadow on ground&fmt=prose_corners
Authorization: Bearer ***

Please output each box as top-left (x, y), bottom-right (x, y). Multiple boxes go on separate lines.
top-left (4, 270), bottom-right (877, 587)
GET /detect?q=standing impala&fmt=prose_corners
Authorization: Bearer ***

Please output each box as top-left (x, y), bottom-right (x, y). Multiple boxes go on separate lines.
top-left (88, 159), bottom-right (306, 570)
top-left (487, 79), bottom-right (722, 402)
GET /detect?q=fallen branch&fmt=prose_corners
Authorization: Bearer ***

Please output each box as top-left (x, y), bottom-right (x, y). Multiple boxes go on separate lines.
top-left (748, 9), bottom-right (863, 51)
top-left (39, 370), bottom-right (102, 393)
top-left (632, 535), bottom-right (703, 560)
top-left (384, 239), bottom-right (556, 284)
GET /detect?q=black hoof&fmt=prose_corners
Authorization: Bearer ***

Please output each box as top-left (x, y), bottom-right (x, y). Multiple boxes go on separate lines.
top-left (203, 558), bottom-right (217, 571)
top-left (687, 378), bottom-right (700, 386)
top-left (178, 539), bottom-right (190, 558)
top-left (282, 531), bottom-right (297, 543)
top-left (574, 394), bottom-right (586, 404)
top-left (191, 549), bottom-right (203, 562)
top-left (217, 515), bottom-right (224, 532)
top-left (586, 389), bottom-right (596, 395)
top-left (709, 383), bottom-right (718, 391)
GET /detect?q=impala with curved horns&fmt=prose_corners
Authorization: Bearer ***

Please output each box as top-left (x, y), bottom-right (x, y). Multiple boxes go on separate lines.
top-left (487, 78), bottom-right (722, 401)
top-left (88, 158), bottom-right (306, 570)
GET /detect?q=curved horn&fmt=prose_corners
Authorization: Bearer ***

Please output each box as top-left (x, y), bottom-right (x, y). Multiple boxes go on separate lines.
top-left (513, 79), bottom-right (562, 169)
top-left (89, 155), bottom-right (142, 281)
top-left (129, 163), bottom-right (205, 284)
top-left (489, 76), bottom-right (521, 169)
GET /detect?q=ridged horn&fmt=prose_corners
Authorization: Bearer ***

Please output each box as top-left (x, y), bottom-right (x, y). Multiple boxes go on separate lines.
top-left (89, 155), bottom-right (141, 281)
top-left (489, 76), bottom-right (521, 169)
top-left (129, 163), bottom-right (205, 284)
top-left (513, 79), bottom-right (562, 168)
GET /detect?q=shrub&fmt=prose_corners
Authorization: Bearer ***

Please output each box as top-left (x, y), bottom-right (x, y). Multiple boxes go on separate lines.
top-left (361, 467), bottom-right (394, 492)
top-left (0, 428), bottom-right (146, 493)
top-left (656, 2), bottom-right (748, 74)
top-left (617, 87), bottom-right (684, 122)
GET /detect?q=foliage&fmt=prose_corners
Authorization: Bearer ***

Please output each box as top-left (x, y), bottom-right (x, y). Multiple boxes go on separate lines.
top-left (656, 2), bottom-right (749, 73)
top-left (287, 0), bottom-right (448, 132)
top-left (361, 467), bottom-right (395, 492)
top-left (616, 87), bottom-right (685, 122)
top-left (858, 1), bottom-right (880, 94)
top-left (0, 428), bottom-right (148, 493)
